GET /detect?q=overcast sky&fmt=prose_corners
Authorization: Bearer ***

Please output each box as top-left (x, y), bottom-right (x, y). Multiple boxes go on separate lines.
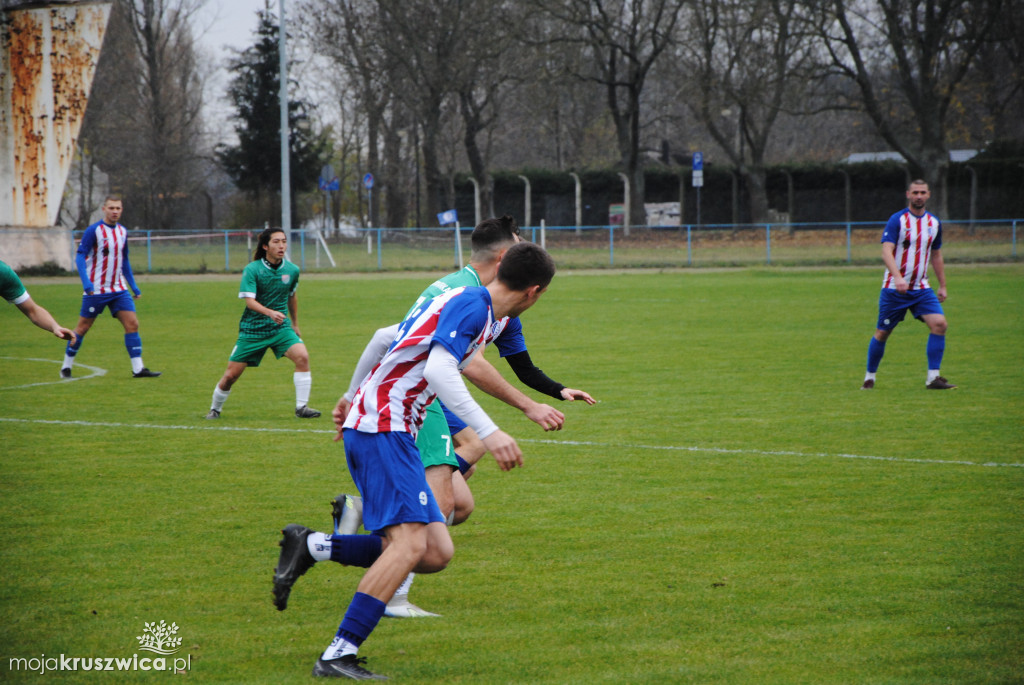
top-left (196, 0), bottom-right (269, 64)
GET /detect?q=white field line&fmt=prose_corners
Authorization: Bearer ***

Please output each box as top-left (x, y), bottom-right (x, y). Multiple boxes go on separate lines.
top-left (0, 357), bottom-right (107, 390)
top-left (0, 417), bottom-right (1021, 469)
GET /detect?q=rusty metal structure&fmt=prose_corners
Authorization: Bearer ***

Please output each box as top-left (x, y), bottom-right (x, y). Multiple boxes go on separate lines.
top-left (1, 0), bottom-right (111, 269)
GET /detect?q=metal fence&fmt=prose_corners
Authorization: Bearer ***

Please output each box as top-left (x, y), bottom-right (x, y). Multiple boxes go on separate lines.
top-left (74, 219), bottom-right (1020, 274)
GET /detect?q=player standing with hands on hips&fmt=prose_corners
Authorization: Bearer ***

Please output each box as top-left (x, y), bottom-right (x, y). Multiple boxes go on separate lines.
top-left (60, 195), bottom-right (160, 379)
top-left (862, 179), bottom-right (955, 390)
top-left (205, 227), bottom-right (320, 419)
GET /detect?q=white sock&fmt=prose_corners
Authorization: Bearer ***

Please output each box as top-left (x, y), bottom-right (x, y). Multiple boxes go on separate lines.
top-left (864, 372), bottom-right (876, 382)
top-left (211, 386), bottom-right (231, 411)
top-left (62, 354), bottom-right (75, 370)
top-left (927, 369), bottom-right (940, 383)
top-left (322, 635), bottom-right (358, 661)
top-left (306, 532), bottom-right (332, 561)
top-left (131, 357), bottom-right (144, 374)
top-left (294, 371), bottom-right (312, 408)
top-left (393, 572), bottom-right (415, 598)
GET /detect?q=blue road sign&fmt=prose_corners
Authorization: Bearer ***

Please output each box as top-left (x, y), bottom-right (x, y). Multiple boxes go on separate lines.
top-left (693, 151), bottom-right (703, 171)
top-left (363, 173), bottom-right (374, 190)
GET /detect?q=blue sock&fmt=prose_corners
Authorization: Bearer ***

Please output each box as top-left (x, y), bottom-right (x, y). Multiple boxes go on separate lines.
top-left (329, 534), bottom-right (383, 567)
top-left (456, 455), bottom-right (471, 475)
top-left (927, 334), bottom-right (945, 370)
top-left (125, 332), bottom-right (142, 358)
top-left (867, 337), bottom-right (886, 373)
top-left (336, 592), bottom-right (386, 647)
top-left (66, 330), bottom-right (85, 356)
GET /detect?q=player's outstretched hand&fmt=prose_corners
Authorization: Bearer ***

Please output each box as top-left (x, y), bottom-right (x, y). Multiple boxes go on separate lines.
top-left (332, 397), bottom-right (352, 442)
top-left (560, 387), bottom-right (596, 404)
top-left (482, 430), bottom-right (523, 471)
top-left (53, 326), bottom-right (77, 345)
top-left (524, 401), bottom-right (565, 431)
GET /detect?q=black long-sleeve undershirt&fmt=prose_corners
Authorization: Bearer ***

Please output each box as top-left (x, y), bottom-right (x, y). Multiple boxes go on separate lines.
top-left (503, 350), bottom-right (565, 400)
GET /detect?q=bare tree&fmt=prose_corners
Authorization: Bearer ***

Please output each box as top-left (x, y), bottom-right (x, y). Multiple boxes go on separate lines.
top-left (526, 0), bottom-right (688, 227)
top-left (448, 1), bottom-right (532, 215)
top-left (814, 0), bottom-right (1004, 211)
top-left (673, 0), bottom-right (820, 223)
top-left (302, 0), bottom-right (395, 226)
top-left (124, 0), bottom-right (208, 228)
top-left (78, 0), bottom-right (209, 230)
top-left (371, 0), bottom-right (467, 225)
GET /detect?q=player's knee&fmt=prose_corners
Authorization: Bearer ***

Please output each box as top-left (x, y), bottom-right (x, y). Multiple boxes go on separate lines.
top-left (931, 319), bottom-right (947, 335)
top-left (452, 498), bottom-right (474, 526)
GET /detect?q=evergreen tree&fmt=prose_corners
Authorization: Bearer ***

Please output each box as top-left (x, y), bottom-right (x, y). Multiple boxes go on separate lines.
top-left (217, 9), bottom-right (325, 227)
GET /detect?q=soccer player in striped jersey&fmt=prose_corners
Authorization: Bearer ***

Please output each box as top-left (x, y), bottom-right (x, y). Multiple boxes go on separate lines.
top-left (60, 196), bottom-right (160, 379)
top-left (272, 242), bottom-right (556, 680)
top-left (331, 216), bottom-right (593, 617)
top-left (862, 179), bottom-right (955, 390)
top-left (1, 259), bottom-right (77, 344)
top-left (205, 228), bottom-right (320, 419)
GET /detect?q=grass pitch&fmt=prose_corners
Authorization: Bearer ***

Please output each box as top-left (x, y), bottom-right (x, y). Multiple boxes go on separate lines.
top-left (1, 265), bottom-right (1022, 683)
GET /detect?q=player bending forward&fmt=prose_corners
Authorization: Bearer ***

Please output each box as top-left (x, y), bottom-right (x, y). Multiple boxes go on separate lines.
top-left (272, 242), bottom-right (556, 680)
top-left (331, 216), bottom-right (594, 618)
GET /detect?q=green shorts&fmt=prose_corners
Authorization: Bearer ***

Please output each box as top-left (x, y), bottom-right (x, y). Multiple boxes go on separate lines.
top-left (416, 401), bottom-right (458, 469)
top-left (229, 327), bottom-right (303, 366)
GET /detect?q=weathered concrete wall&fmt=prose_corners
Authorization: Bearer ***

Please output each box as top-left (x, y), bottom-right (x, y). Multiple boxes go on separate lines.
top-left (0, 226), bottom-right (73, 269)
top-left (1, 1), bottom-right (111, 269)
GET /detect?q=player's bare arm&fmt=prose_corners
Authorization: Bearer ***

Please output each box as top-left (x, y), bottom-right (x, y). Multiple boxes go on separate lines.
top-left (462, 354), bottom-right (565, 431)
top-left (881, 242), bottom-right (908, 292)
top-left (931, 249), bottom-right (948, 302)
top-left (481, 429), bottom-right (523, 471)
top-left (17, 298), bottom-right (77, 343)
top-left (245, 297), bottom-right (285, 324)
top-left (332, 396), bottom-right (352, 442)
top-left (424, 345), bottom-right (524, 470)
top-left (288, 293), bottom-right (301, 336)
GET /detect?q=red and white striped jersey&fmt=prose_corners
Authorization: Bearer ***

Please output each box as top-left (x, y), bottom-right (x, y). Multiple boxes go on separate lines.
top-left (344, 286), bottom-right (493, 436)
top-left (77, 221), bottom-right (131, 294)
top-left (880, 209), bottom-right (943, 290)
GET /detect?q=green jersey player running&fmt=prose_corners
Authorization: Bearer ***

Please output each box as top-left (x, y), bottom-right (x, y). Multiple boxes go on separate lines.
top-left (331, 215), bottom-right (595, 617)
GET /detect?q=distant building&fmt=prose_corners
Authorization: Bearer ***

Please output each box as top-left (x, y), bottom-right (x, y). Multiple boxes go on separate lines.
top-left (840, 150), bottom-right (980, 164)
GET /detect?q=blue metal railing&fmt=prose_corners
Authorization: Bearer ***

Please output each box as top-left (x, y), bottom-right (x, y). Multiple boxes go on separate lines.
top-left (68, 218), bottom-right (1021, 273)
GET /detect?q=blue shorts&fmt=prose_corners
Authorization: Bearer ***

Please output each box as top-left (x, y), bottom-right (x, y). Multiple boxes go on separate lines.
top-left (441, 401), bottom-right (468, 435)
top-left (80, 290), bottom-right (135, 319)
top-left (342, 429), bottom-right (445, 531)
top-left (876, 288), bottom-right (944, 331)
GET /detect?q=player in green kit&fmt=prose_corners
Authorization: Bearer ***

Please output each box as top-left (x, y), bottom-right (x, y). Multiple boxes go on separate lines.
top-left (205, 228), bottom-right (321, 419)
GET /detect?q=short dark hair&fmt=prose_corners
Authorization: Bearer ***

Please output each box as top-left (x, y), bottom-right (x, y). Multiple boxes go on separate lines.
top-left (496, 242), bottom-right (555, 291)
top-left (470, 215), bottom-right (519, 260)
top-left (254, 227), bottom-right (286, 261)
top-left (103, 194), bottom-right (122, 204)
top-left (907, 179), bottom-right (928, 190)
